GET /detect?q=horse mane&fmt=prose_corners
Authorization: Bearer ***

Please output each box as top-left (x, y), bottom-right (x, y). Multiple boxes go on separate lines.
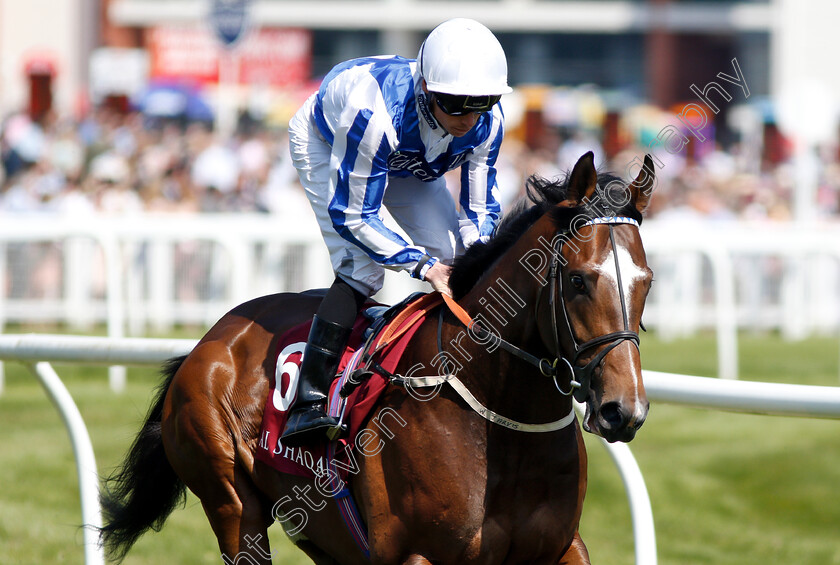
top-left (448, 170), bottom-right (642, 300)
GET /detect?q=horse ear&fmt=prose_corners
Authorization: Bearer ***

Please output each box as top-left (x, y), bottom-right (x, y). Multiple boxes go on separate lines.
top-left (630, 155), bottom-right (655, 214)
top-left (564, 151), bottom-right (598, 207)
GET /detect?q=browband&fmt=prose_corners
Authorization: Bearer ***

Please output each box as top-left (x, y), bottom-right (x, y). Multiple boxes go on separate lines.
top-left (581, 216), bottom-right (639, 227)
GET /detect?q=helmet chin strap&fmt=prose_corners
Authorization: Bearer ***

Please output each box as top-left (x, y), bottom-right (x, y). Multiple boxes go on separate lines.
top-left (426, 93), bottom-right (441, 125)
top-left (423, 92), bottom-right (460, 137)
top-left (416, 88), bottom-right (442, 131)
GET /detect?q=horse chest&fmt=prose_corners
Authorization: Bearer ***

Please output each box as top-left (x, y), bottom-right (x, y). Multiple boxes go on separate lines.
top-left (415, 437), bottom-right (584, 563)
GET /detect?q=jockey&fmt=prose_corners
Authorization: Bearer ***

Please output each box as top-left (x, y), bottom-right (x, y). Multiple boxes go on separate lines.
top-left (283, 18), bottom-right (511, 445)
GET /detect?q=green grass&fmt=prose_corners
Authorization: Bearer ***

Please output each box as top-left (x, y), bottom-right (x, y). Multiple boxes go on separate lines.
top-left (580, 333), bottom-right (840, 565)
top-left (0, 361), bottom-right (309, 565)
top-left (1, 331), bottom-right (839, 564)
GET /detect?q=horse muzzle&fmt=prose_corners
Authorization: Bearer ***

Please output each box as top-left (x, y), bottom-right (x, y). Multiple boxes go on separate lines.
top-left (580, 390), bottom-right (648, 443)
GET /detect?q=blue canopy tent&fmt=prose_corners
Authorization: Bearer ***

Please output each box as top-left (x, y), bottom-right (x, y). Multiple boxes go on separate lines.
top-left (133, 81), bottom-right (214, 123)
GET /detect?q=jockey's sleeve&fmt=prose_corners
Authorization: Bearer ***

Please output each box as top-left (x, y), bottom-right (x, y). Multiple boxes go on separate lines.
top-left (317, 73), bottom-right (432, 277)
top-left (458, 109), bottom-right (504, 247)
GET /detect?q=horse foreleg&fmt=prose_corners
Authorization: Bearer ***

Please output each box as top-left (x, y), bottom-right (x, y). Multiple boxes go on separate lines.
top-left (558, 532), bottom-right (591, 565)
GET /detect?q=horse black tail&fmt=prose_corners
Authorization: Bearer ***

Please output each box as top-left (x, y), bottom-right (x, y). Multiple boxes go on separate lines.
top-left (98, 355), bottom-right (188, 563)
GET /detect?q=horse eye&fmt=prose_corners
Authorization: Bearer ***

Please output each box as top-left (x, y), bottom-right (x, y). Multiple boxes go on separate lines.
top-left (569, 274), bottom-right (586, 292)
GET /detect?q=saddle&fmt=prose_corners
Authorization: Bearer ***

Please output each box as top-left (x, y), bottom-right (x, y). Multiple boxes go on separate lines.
top-left (254, 291), bottom-right (443, 480)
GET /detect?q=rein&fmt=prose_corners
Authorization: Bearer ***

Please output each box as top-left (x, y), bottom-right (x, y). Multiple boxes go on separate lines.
top-left (440, 293), bottom-right (555, 374)
top-left (387, 292), bottom-right (576, 433)
top-left (439, 216), bottom-right (641, 403)
top-left (390, 215), bottom-right (642, 433)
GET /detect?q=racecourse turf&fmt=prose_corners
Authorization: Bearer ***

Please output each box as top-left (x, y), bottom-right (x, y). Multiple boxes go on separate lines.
top-left (1, 331), bottom-right (839, 564)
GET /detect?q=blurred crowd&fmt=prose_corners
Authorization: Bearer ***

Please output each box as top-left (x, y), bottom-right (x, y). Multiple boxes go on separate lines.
top-left (499, 123), bottom-right (840, 225)
top-left (0, 107), bottom-right (304, 218)
top-left (2, 104), bottom-right (840, 224)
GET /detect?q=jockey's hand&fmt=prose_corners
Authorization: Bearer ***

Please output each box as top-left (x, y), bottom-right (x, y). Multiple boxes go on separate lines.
top-left (425, 261), bottom-right (453, 296)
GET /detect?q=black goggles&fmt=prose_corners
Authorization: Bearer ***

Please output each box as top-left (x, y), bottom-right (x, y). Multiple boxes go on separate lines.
top-left (432, 92), bottom-right (501, 116)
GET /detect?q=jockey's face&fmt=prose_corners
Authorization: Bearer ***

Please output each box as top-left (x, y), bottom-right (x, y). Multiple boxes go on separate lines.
top-left (432, 102), bottom-right (480, 137)
top-left (422, 80), bottom-right (481, 137)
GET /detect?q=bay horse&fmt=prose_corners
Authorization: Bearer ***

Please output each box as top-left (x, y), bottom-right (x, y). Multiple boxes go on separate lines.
top-left (100, 151), bottom-right (654, 564)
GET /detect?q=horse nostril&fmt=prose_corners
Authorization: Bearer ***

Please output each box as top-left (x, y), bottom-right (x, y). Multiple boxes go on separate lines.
top-left (599, 402), bottom-right (627, 430)
top-left (632, 403), bottom-right (649, 430)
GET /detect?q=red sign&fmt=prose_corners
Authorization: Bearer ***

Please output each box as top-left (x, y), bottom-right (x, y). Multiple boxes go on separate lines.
top-left (238, 29), bottom-right (311, 87)
top-left (148, 26), bottom-right (311, 87)
top-left (23, 50), bottom-right (59, 76)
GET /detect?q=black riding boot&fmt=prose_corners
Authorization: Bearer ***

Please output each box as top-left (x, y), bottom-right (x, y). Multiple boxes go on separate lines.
top-left (281, 315), bottom-right (353, 446)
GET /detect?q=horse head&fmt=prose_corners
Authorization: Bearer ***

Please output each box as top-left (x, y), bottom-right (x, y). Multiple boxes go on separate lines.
top-left (543, 151), bottom-right (654, 442)
top-left (448, 151), bottom-right (654, 442)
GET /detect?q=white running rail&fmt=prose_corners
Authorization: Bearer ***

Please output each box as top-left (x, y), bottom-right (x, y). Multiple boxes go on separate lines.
top-left (1, 334), bottom-right (840, 565)
top-left (0, 335), bottom-right (195, 565)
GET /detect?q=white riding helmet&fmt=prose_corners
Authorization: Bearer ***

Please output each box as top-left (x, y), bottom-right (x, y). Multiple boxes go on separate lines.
top-left (418, 18), bottom-right (513, 97)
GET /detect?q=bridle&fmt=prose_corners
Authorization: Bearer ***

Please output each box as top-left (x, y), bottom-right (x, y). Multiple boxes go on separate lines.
top-left (445, 215), bottom-right (641, 404)
top-left (543, 216), bottom-right (641, 402)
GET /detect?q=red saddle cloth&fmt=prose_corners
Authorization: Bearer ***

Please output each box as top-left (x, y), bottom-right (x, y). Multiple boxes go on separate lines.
top-left (254, 293), bottom-right (441, 481)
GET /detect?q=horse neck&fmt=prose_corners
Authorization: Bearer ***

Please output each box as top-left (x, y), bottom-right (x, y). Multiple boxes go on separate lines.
top-left (458, 213), bottom-right (555, 340)
top-left (452, 215), bottom-right (569, 420)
